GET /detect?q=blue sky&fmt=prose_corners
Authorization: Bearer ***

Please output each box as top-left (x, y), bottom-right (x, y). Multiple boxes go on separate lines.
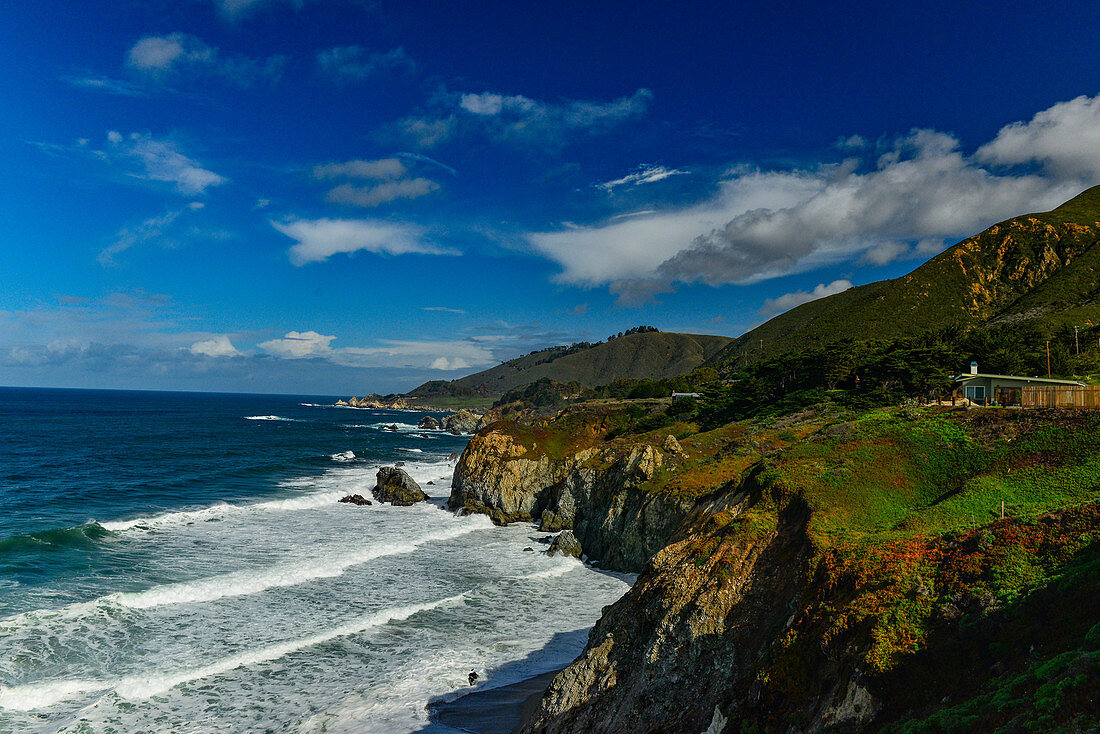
top-left (2, 0), bottom-right (1099, 394)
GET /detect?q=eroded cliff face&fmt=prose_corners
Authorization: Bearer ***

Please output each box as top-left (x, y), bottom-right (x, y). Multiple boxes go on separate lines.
top-left (451, 408), bottom-right (1100, 733)
top-left (524, 489), bottom-right (814, 734)
top-left (450, 424), bottom-right (698, 570)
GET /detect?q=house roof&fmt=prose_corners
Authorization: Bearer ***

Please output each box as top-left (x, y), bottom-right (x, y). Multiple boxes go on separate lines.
top-left (953, 373), bottom-right (1086, 386)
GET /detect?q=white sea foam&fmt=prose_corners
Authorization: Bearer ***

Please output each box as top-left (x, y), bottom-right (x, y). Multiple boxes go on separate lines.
top-left (400, 448), bottom-right (423, 453)
top-left (330, 451), bottom-right (356, 462)
top-left (370, 422), bottom-right (420, 431)
top-left (111, 520), bottom-right (490, 609)
top-left (0, 595), bottom-right (466, 711)
top-left (244, 415), bottom-right (298, 421)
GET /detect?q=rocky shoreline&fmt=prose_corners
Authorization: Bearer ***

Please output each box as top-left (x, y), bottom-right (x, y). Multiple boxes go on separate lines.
top-left (443, 404), bottom-right (1100, 733)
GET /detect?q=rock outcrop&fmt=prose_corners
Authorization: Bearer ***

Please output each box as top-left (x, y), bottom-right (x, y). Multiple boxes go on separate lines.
top-left (443, 409), bottom-right (483, 435)
top-left (338, 494), bottom-right (372, 506)
top-left (450, 428), bottom-right (695, 570)
top-left (338, 394), bottom-right (414, 409)
top-left (372, 466), bottom-right (429, 506)
top-left (417, 415), bottom-right (442, 429)
top-left (547, 530), bottom-right (582, 558)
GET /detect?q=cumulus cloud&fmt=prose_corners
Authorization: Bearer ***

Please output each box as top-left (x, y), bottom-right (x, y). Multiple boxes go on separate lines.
top-left (126, 33), bottom-right (284, 86)
top-left (317, 46), bottom-right (415, 81)
top-left (399, 88), bottom-right (652, 149)
top-left (598, 164), bottom-right (688, 192)
top-left (190, 335), bottom-right (242, 357)
top-left (760, 279), bottom-right (853, 316)
top-left (528, 95), bottom-right (1100, 305)
top-left (976, 94), bottom-right (1100, 180)
top-left (325, 178), bottom-right (440, 207)
top-left (258, 330), bottom-right (335, 358)
top-left (102, 131), bottom-right (226, 195)
top-left (271, 218), bottom-right (457, 265)
top-left (429, 356), bottom-right (471, 370)
top-left (313, 158), bottom-right (407, 180)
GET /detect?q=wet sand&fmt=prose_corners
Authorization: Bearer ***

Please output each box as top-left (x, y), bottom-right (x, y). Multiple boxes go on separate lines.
top-left (426, 668), bottom-right (560, 734)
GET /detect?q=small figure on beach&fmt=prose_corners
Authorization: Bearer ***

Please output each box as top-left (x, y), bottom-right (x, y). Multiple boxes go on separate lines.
top-left (468, 671), bottom-right (478, 686)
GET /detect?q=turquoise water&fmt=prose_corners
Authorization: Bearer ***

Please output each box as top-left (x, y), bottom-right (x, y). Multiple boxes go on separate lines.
top-left (0, 388), bottom-right (631, 732)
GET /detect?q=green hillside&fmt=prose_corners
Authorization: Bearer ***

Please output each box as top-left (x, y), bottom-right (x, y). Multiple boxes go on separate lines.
top-left (407, 331), bottom-right (733, 402)
top-left (712, 185), bottom-right (1100, 366)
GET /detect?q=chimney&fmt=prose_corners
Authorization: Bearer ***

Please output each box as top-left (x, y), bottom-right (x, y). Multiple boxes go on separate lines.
top-left (970, 361), bottom-right (978, 375)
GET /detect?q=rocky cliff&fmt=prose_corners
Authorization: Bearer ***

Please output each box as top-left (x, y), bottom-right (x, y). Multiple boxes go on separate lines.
top-left (451, 404), bottom-right (1100, 733)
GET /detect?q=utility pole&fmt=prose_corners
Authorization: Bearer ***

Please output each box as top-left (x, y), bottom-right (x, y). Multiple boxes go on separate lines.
top-left (1047, 340), bottom-right (1052, 378)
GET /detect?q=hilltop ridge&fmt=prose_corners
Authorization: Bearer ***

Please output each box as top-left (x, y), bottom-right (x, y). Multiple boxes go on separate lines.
top-left (406, 330), bottom-right (733, 404)
top-left (712, 185), bottom-right (1100, 366)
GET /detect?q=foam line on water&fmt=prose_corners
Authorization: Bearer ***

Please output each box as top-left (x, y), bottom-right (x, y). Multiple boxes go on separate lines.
top-left (243, 415), bottom-right (299, 421)
top-left (0, 594), bottom-right (466, 711)
top-left (112, 519), bottom-right (490, 609)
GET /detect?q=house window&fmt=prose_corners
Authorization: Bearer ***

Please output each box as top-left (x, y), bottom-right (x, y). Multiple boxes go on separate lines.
top-left (965, 385), bottom-right (985, 403)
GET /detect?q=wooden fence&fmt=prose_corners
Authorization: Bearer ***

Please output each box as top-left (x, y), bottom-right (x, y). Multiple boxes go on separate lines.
top-left (1021, 385), bottom-right (1100, 409)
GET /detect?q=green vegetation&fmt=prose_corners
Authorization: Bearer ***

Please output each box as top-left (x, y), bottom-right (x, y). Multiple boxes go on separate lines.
top-left (711, 185), bottom-right (1100, 367)
top-left (406, 331), bottom-right (733, 401)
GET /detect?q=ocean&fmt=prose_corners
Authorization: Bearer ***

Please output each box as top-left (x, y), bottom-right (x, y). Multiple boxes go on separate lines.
top-left (0, 387), bottom-right (632, 733)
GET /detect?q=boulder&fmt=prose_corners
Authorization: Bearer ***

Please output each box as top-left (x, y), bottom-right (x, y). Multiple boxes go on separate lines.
top-left (418, 415), bottom-right (442, 430)
top-left (372, 466), bottom-right (430, 506)
top-left (383, 424), bottom-right (401, 432)
top-left (548, 530), bottom-right (583, 559)
top-left (338, 494), bottom-right (372, 506)
top-left (443, 409), bottom-right (483, 435)
top-left (661, 434), bottom-right (683, 454)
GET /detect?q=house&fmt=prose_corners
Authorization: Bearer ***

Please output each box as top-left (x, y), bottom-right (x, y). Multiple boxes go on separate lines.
top-left (671, 392), bottom-right (702, 399)
top-left (952, 362), bottom-right (1085, 406)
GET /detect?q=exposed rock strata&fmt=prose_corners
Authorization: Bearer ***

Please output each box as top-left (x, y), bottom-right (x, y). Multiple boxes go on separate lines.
top-left (450, 432), bottom-right (693, 570)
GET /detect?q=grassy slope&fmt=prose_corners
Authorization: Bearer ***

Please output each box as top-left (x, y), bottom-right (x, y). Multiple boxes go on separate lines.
top-left (493, 403), bottom-right (1100, 731)
top-left (712, 186), bottom-right (1100, 366)
top-left (407, 332), bottom-right (733, 400)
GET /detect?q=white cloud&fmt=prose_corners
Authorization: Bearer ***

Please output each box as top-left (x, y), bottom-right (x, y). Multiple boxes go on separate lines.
top-left (258, 330), bottom-right (335, 358)
top-left (528, 99), bottom-right (1095, 304)
top-left (976, 94), bottom-right (1100, 180)
top-left (105, 131), bottom-right (226, 195)
top-left (760, 279), bottom-right (853, 316)
top-left (325, 178), bottom-right (440, 207)
top-left (429, 356), bottom-right (471, 370)
top-left (313, 158), bottom-right (406, 180)
top-left (396, 116), bottom-right (457, 148)
top-left (99, 206), bottom-right (206, 265)
top-left (598, 164), bottom-right (689, 192)
top-left (460, 93), bottom-right (506, 115)
top-left (402, 88), bottom-right (652, 149)
top-left (190, 335), bottom-right (242, 357)
top-left (65, 74), bottom-right (146, 97)
top-left (271, 218), bottom-right (457, 265)
top-left (860, 240), bottom-right (911, 266)
top-left (317, 46), bottom-right (415, 81)
top-left (128, 34), bottom-right (213, 72)
top-left (256, 332), bottom-right (491, 370)
top-left (422, 306), bottom-right (466, 314)
top-left (126, 33), bottom-right (284, 86)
